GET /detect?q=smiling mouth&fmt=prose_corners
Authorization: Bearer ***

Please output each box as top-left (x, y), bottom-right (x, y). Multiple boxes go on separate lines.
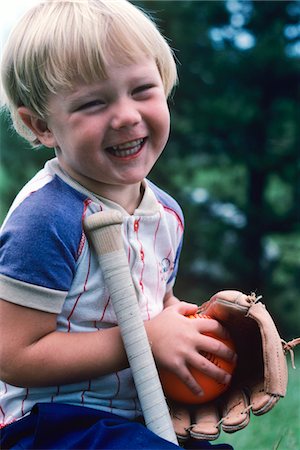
top-left (106, 138), bottom-right (146, 158)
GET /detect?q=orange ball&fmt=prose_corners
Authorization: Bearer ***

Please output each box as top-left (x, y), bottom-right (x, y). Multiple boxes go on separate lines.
top-left (159, 313), bottom-right (236, 404)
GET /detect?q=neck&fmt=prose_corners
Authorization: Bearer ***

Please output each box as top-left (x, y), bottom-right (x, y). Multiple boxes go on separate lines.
top-left (99, 182), bottom-right (144, 215)
top-left (57, 159), bottom-right (144, 214)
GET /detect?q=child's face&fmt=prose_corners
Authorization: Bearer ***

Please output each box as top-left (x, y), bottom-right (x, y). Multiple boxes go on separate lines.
top-left (44, 58), bottom-right (170, 198)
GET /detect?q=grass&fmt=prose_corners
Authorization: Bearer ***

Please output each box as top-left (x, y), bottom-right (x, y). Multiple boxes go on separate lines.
top-left (213, 354), bottom-right (300, 450)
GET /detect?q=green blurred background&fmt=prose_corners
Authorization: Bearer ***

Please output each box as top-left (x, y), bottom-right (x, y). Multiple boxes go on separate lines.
top-left (1, 0), bottom-right (299, 343)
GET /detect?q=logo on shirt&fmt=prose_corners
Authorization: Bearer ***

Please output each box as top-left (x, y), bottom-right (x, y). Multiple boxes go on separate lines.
top-left (160, 257), bottom-right (174, 282)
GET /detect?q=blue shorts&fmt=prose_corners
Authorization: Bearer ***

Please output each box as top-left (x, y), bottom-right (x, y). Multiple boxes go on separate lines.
top-left (0, 403), bottom-right (232, 450)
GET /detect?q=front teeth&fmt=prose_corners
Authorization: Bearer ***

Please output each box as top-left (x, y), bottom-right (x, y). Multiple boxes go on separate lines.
top-left (112, 138), bottom-right (143, 151)
top-left (110, 138), bottom-right (144, 156)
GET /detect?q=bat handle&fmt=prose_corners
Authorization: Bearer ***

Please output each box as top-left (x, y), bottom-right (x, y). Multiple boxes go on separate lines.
top-left (84, 211), bottom-right (178, 444)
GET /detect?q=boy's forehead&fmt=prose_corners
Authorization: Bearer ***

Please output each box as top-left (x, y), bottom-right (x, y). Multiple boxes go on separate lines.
top-left (59, 59), bottom-right (160, 93)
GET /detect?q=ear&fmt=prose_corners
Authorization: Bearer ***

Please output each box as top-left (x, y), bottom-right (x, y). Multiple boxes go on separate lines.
top-left (17, 106), bottom-right (57, 148)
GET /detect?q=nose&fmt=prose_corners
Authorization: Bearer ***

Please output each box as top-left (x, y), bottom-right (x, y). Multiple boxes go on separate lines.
top-left (110, 98), bottom-right (142, 130)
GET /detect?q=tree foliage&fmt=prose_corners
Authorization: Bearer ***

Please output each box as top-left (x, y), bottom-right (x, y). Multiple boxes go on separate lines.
top-left (134, 0), bottom-right (300, 338)
top-left (1, 0), bottom-right (299, 338)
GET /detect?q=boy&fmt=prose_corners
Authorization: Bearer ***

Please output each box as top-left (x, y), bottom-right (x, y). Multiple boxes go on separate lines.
top-left (0, 1), bottom-right (234, 448)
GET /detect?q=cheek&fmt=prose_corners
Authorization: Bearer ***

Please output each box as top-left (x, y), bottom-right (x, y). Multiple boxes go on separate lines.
top-left (153, 104), bottom-right (170, 144)
top-left (61, 122), bottom-right (99, 152)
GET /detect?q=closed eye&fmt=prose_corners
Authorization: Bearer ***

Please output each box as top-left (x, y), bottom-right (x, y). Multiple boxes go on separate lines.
top-left (77, 99), bottom-right (105, 111)
top-left (132, 84), bottom-right (155, 96)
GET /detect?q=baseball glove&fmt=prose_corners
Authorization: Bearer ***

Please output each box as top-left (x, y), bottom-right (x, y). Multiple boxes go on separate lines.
top-left (169, 290), bottom-right (300, 442)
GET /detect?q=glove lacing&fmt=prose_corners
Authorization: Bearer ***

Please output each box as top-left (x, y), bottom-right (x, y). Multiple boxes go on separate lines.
top-left (282, 337), bottom-right (300, 369)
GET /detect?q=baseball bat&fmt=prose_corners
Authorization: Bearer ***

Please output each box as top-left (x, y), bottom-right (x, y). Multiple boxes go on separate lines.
top-left (84, 210), bottom-right (178, 444)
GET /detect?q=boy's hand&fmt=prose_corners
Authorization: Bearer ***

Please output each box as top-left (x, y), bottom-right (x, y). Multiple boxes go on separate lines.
top-left (146, 302), bottom-right (236, 398)
top-left (146, 298), bottom-right (236, 443)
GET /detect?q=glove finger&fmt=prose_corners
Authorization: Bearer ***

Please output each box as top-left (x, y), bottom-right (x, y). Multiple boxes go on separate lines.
top-left (189, 402), bottom-right (220, 441)
top-left (249, 381), bottom-right (281, 416)
top-left (221, 388), bottom-right (250, 433)
top-left (168, 401), bottom-right (190, 443)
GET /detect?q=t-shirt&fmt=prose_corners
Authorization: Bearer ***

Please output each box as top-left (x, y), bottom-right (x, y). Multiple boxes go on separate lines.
top-left (0, 158), bottom-right (184, 426)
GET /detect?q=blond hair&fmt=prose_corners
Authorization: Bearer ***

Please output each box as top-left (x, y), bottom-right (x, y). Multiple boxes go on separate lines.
top-left (1, 0), bottom-right (177, 145)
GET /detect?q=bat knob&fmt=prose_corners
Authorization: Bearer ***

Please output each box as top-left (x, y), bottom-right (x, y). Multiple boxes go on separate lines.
top-left (84, 210), bottom-right (123, 233)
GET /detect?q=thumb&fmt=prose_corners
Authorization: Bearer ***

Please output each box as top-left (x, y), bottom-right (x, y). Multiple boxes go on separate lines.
top-left (175, 301), bottom-right (199, 316)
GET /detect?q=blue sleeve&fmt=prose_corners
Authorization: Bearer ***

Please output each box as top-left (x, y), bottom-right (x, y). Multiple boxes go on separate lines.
top-left (0, 177), bottom-right (87, 292)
